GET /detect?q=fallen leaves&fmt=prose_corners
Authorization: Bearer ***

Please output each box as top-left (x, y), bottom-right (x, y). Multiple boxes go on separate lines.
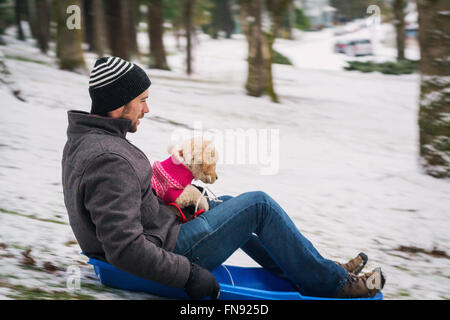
top-left (395, 245), bottom-right (450, 259)
top-left (21, 249), bottom-right (36, 266)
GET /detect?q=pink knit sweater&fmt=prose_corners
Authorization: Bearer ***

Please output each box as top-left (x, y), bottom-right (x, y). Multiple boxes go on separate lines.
top-left (151, 156), bottom-right (194, 204)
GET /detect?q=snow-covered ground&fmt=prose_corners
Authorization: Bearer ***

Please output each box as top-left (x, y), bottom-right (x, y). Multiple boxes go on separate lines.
top-left (0, 23), bottom-right (449, 300)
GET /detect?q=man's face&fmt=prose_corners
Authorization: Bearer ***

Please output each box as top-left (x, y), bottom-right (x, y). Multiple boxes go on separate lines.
top-left (108, 89), bottom-right (149, 132)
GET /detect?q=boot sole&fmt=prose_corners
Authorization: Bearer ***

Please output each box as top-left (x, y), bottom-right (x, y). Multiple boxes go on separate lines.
top-left (353, 252), bottom-right (368, 275)
top-left (367, 267), bottom-right (386, 293)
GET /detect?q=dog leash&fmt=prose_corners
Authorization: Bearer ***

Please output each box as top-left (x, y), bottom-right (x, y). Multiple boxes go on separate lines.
top-left (168, 202), bottom-right (204, 223)
top-left (194, 183), bottom-right (223, 213)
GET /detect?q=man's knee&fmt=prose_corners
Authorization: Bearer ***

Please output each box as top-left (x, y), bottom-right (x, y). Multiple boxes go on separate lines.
top-left (218, 195), bottom-right (234, 202)
top-left (246, 190), bottom-right (272, 204)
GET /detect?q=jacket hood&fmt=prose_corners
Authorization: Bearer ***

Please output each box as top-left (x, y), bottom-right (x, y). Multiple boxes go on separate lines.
top-left (67, 110), bottom-right (132, 139)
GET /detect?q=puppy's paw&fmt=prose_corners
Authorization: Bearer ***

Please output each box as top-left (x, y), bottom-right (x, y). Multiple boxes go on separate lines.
top-left (198, 196), bottom-right (209, 212)
top-left (176, 184), bottom-right (202, 208)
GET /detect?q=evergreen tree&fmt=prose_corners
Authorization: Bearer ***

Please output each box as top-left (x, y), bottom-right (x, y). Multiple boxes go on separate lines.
top-left (417, 0), bottom-right (450, 178)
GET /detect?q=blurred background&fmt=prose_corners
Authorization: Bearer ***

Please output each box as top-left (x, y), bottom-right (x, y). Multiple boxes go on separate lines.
top-left (0, 0), bottom-right (449, 300)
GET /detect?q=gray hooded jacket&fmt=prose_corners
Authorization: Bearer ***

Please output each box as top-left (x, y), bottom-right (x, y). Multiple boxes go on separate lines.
top-left (61, 110), bottom-right (190, 288)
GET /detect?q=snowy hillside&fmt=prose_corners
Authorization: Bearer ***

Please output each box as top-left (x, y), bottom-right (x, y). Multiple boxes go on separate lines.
top-left (0, 24), bottom-right (449, 300)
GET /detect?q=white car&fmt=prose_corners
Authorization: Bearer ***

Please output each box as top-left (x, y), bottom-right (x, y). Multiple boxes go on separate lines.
top-left (334, 40), bottom-right (348, 53)
top-left (344, 39), bottom-right (373, 56)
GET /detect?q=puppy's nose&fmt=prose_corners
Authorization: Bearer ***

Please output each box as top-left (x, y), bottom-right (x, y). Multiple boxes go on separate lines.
top-left (216, 175), bottom-right (218, 180)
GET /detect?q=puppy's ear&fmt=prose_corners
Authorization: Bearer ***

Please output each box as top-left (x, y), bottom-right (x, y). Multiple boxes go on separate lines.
top-left (169, 143), bottom-right (185, 164)
top-left (168, 144), bottom-right (183, 156)
top-left (203, 142), bottom-right (218, 164)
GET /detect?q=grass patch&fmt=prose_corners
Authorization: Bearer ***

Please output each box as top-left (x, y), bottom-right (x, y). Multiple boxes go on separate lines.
top-left (397, 289), bottom-right (411, 297)
top-left (394, 265), bottom-right (410, 272)
top-left (344, 59), bottom-right (419, 75)
top-left (272, 49), bottom-right (293, 65)
top-left (4, 54), bottom-right (49, 65)
top-left (0, 207), bottom-right (67, 225)
top-left (0, 281), bottom-right (95, 300)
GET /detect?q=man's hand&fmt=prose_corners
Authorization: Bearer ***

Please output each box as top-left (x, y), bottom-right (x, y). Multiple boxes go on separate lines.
top-left (184, 262), bottom-right (220, 300)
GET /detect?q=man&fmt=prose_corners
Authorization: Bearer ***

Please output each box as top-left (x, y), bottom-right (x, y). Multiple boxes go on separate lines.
top-left (62, 56), bottom-right (219, 299)
top-left (62, 57), bottom-right (384, 300)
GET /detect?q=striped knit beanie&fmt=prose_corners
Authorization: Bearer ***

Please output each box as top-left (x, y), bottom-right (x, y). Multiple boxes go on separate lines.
top-left (89, 56), bottom-right (151, 115)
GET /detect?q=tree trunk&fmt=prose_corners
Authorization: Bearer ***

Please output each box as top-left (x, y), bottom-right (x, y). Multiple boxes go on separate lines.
top-left (90, 0), bottom-right (107, 56)
top-left (36, 0), bottom-right (50, 53)
top-left (265, 0), bottom-right (290, 102)
top-left (124, 0), bottom-right (139, 58)
top-left (242, 0), bottom-right (289, 102)
top-left (82, 0), bottom-right (93, 50)
top-left (148, 0), bottom-right (169, 70)
top-left (26, 0), bottom-right (51, 52)
top-left (174, 19), bottom-right (182, 50)
top-left (54, 0), bottom-right (86, 72)
top-left (104, 0), bottom-right (130, 60)
top-left (242, 0), bottom-right (266, 97)
top-left (417, 0), bottom-right (450, 178)
top-left (184, 0), bottom-right (196, 75)
top-left (15, 0), bottom-right (25, 40)
top-left (221, 0), bottom-right (234, 38)
top-left (28, 0), bottom-right (51, 52)
top-left (284, 0), bottom-right (295, 39)
top-left (26, 0), bottom-right (39, 39)
top-left (393, 0), bottom-right (406, 60)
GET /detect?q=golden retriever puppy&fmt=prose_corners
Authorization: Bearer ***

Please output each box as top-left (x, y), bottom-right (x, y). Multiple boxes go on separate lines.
top-left (151, 137), bottom-right (219, 216)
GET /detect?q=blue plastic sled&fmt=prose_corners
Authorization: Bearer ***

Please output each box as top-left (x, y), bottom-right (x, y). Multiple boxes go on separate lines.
top-left (87, 257), bottom-right (383, 300)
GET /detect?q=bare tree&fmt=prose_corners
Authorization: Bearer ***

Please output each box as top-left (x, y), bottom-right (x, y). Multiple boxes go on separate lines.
top-left (26, 0), bottom-right (39, 39)
top-left (417, 0), bottom-right (450, 178)
top-left (184, 0), bottom-right (196, 75)
top-left (124, 0), bottom-right (139, 58)
top-left (241, 0), bottom-right (291, 102)
top-left (241, 0), bottom-right (266, 98)
top-left (104, 0), bottom-right (130, 60)
top-left (54, 0), bottom-right (86, 72)
top-left (208, 0), bottom-right (234, 39)
top-left (91, 0), bottom-right (107, 56)
top-left (393, 0), bottom-right (406, 60)
top-left (221, 0), bottom-right (234, 38)
top-left (148, 0), bottom-right (169, 70)
top-left (27, 0), bottom-right (50, 53)
top-left (82, 0), bottom-right (107, 56)
top-left (15, 0), bottom-right (25, 40)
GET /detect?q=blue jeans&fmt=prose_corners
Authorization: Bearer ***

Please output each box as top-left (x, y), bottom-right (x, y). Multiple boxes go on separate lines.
top-left (173, 191), bottom-right (349, 298)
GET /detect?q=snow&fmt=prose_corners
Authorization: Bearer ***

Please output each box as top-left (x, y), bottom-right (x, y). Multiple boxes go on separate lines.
top-left (420, 91), bottom-right (444, 107)
top-left (0, 22), bottom-right (449, 300)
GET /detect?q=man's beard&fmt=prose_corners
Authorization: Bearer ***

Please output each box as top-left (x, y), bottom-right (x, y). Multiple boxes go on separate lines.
top-left (128, 122), bottom-right (138, 133)
top-left (127, 113), bottom-right (143, 133)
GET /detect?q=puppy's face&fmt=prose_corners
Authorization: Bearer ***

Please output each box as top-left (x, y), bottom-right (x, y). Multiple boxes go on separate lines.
top-left (169, 137), bottom-right (218, 184)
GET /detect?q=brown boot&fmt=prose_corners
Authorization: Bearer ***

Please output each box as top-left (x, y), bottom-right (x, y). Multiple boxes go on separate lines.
top-left (338, 267), bottom-right (386, 298)
top-left (336, 252), bottom-right (368, 275)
